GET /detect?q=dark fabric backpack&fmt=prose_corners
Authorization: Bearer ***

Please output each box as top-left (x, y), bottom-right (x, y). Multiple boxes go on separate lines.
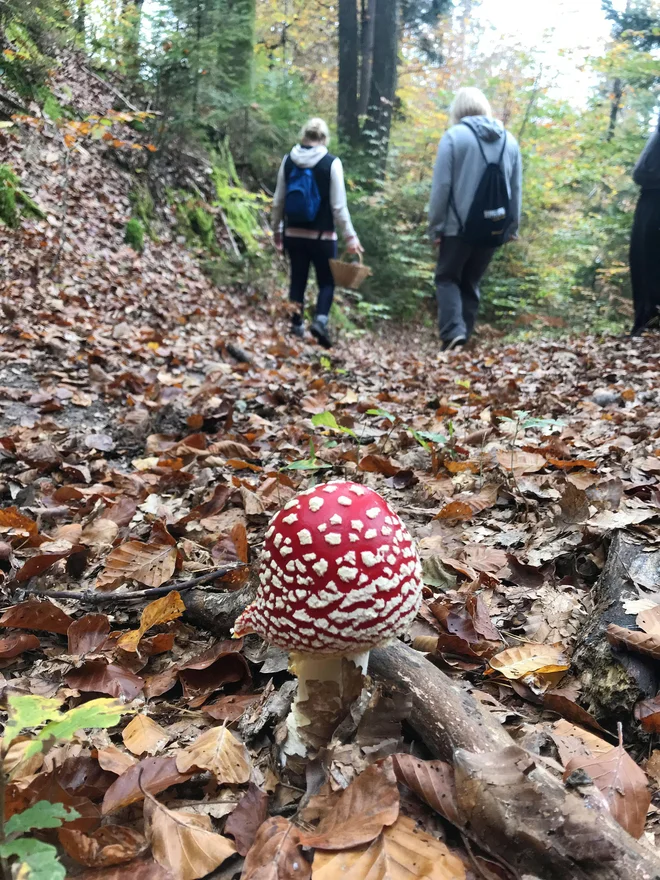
top-left (451, 123), bottom-right (511, 248)
top-left (284, 153), bottom-right (335, 230)
top-left (285, 164), bottom-right (322, 225)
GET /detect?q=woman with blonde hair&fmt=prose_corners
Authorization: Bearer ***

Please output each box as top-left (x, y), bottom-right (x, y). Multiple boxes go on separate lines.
top-left (428, 87), bottom-right (522, 350)
top-left (272, 117), bottom-right (362, 348)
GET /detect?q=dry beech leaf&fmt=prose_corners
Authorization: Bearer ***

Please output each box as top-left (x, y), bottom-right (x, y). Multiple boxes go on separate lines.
top-left (563, 736), bottom-right (650, 839)
top-left (299, 758), bottom-right (399, 850)
top-left (81, 518), bottom-right (119, 548)
top-left (312, 815), bottom-right (466, 880)
top-left (496, 450), bottom-right (547, 474)
top-left (634, 697), bottom-right (660, 733)
top-left (547, 458), bottom-right (598, 470)
top-left (96, 745), bottom-right (138, 776)
top-left (175, 725), bottom-right (251, 784)
top-left (0, 632), bottom-right (40, 659)
top-left (145, 796), bottom-right (236, 880)
top-left (66, 660), bottom-right (144, 700)
top-left (489, 643), bottom-right (569, 680)
top-left (122, 715), bottom-right (171, 756)
top-left (117, 591), bottom-right (185, 652)
top-left (606, 624), bottom-right (660, 660)
top-left (67, 613), bottom-right (111, 655)
top-left (96, 540), bottom-right (177, 590)
top-left (550, 719), bottom-right (613, 765)
top-left (63, 857), bottom-right (174, 880)
top-left (0, 598), bottom-right (73, 635)
top-left (242, 816), bottom-right (310, 880)
top-left (391, 754), bottom-right (460, 827)
top-left (102, 756), bottom-right (194, 815)
top-left (359, 454), bottom-right (400, 476)
top-left (224, 782), bottom-right (269, 856)
top-left (542, 691), bottom-right (606, 733)
top-left (637, 605), bottom-right (660, 636)
top-left (435, 485), bottom-right (498, 521)
top-left (59, 824), bottom-right (148, 868)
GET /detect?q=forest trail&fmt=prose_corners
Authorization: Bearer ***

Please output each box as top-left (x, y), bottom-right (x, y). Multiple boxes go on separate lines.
top-left (2, 52), bottom-right (660, 880)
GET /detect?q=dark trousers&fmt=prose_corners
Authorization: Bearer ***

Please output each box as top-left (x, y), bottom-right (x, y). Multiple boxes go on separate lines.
top-left (284, 236), bottom-right (337, 320)
top-left (630, 190), bottom-right (660, 335)
top-left (435, 237), bottom-right (495, 342)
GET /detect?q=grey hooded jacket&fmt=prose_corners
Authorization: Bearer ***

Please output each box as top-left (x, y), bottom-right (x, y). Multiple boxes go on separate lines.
top-left (633, 121), bottom-right (660, 190)
top-left (428, 116), bottom-right (522, 241)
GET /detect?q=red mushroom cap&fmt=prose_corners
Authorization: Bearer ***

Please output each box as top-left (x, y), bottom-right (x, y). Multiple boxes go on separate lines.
top-left (233, 480), bottom-right (423, 654)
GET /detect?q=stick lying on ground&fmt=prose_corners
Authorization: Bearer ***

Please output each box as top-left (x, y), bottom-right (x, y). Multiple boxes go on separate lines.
top-left (370, 640), bottom-right (660, 880)
top-left (186, 585), bottom-right (660, 880)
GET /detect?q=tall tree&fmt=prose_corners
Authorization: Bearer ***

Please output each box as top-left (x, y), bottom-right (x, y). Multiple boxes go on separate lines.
top-left (361, 0), bottom-right (398, 170)
top-left (358, 0), bottom-right (376, 116)
top-left (338, 0), bottom-right (359, 144)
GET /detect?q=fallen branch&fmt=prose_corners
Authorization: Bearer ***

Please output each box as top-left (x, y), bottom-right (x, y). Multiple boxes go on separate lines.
top-left (87, 68), bottom-right (141, 113)
top-left (176, 588), bottom-right (660, 879)
top-left (17, 564), bottom-right (246, 604)
top-left (370, 641), bottom-right (660, 880)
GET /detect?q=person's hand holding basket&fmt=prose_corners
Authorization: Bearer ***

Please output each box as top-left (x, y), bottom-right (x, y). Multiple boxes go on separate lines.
top-left (330, 236), bottom-right (371, 290)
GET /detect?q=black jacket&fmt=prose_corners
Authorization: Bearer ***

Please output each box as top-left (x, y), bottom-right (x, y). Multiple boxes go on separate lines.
top-left (634, 120), bottom-right (660, 190)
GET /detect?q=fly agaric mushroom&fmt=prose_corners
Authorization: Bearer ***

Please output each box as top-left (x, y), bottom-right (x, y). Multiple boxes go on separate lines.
top-left (233, 480), bottom-right (423, 760)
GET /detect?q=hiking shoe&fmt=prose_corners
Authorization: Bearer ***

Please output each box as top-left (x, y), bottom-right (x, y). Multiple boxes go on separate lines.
top-left (291, 320), bottom-right (305, 339)
top-left (442, 336), bottom-right (466, 352)
top-left (310, 318), bottom-right (332, 349)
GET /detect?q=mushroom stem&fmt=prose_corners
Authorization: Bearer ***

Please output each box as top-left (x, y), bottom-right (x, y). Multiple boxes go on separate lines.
top-left (282, 650), bottom-right (370, 762)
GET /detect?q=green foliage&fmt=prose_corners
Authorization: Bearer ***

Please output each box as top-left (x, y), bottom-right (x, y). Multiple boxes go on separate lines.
top-left (0, 837), bottom-right (66, 880)
top-left (0, 164), bottom-right (46, 228)
top-left (125, 217), bottom-right (145, 252)
top-left (190, 206), bottom-right (215, 247)
top-left (211, 141), bottom-right (266, 254)
top-left (1, 694), bottom-right (124, 880)
top-left (5, 801), bottom-right (78, 836)
top-left (3, 693), bottom-right (125, 760)
top-left (311, 411), bottom-right (357, 440)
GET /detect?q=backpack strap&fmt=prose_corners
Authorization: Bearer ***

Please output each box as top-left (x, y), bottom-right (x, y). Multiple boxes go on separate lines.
top-left (498, 132), bottom-right (508, 163)
top-left (461, 121), bottom-right (489, 165)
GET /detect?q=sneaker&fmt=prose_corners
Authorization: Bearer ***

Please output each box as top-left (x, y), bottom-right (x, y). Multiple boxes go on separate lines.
top-left (310, 317), bottom-right (332, 349)
top-left (442, 336), bottom-right (466, 352)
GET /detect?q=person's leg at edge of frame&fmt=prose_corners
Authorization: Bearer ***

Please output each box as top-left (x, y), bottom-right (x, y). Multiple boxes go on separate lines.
top-left (285, 236), bottom-right (312, 337)
top-left (435, 237), bottom-right (471, 350)
top-left (309, 238), bottom-right (337, 349)
top-left (630, 191), bottom-right (660, 336)
top-left (460, 245), bottom-right (496, 341)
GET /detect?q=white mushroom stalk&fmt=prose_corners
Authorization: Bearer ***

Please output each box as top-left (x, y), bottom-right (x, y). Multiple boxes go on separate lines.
top-left (233, 480), bottom-right (423, 763)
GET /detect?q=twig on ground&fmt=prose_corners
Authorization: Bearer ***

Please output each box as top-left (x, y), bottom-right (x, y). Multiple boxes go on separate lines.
top-left (16, 564), bottom-right (246, 604)
top-left (88, 68), bottom-right (140, 113)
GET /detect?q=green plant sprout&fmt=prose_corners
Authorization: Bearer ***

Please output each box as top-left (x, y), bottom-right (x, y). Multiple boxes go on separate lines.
top-left (284, 439), bottom-right (331, 472)
top-left (0, 694), bottom-right (126, 880)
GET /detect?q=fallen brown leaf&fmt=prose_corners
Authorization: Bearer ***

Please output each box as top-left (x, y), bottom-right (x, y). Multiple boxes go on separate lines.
top-left (391, 754), bottom-right (460, 826)
top-left (0, 598), bottom-right (73, 635)
top-left (122, 714), bottom-right (171, 756)
top-left (300, 758), bottom-right (399, 850)
top-left (242, 816), bottom-right (310, 880)
top-left (117, 591), bottom-right (185, 652)
top-left (175, 725), bottom-right (251, 784)
top-left (224, 782), bottom-right (269, 856)
top-left (59, 824), bottom-right (148, 867)
top-left (96, 539), bottom-right (177, 590)
top-left (102, 756), bottom-right (194, 814)
top-left (145, 795), bottom-right (236, 880)
top-left (312, 815), bottom-right (466, 879)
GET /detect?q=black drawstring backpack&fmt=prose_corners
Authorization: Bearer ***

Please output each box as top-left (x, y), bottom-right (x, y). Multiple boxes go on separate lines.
top-left (450, 123), bottom-right (511, 248)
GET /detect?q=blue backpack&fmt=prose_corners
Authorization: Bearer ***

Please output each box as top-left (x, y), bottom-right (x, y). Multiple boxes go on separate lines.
top-left (285, 163), bottom-right (321, 225)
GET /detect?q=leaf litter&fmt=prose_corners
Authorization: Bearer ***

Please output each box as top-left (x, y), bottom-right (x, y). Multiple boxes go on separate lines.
top-left (1, 48), bottom-right (660, 880)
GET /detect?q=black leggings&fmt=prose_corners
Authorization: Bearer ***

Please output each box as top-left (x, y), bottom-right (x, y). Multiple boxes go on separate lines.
top-left (630, 190), bottom-right (660, 334)
top-left (284, 236), bottom-right (337, 318)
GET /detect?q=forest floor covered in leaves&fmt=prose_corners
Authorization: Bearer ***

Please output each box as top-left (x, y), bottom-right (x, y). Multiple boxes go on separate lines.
top-left (2, 57), bottom-right (660, 880)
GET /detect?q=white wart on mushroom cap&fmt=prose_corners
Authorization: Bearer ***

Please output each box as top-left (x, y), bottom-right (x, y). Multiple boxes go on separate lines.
top-left (233, 480), bottom-right (423, 654)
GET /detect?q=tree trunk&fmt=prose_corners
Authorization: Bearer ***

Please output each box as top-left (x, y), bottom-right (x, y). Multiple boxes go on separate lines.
top-left (358, 0), bottom-right (376, 117)
top-left (222, 0), bottom-right (256, 93)
top-left (572, 531), bottom-right (658, 725)
top-left (75, 0), bottom-right (86, 35)
top-left (361, 0), bottom-right (398, 174)
top-left (338, 0), bottom-right (359, 145)
top-left (607, 77), bottom-right (623, 141)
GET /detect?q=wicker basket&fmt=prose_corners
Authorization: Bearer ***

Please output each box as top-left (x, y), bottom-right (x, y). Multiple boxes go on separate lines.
top-left (329, 251), bottom-right (372, 290)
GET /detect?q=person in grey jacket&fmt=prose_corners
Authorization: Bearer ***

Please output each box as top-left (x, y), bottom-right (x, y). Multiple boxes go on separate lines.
top-left (630, 118), bottom-right (660, 336)
top-left (428, 87), bottom-right (522, 350)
